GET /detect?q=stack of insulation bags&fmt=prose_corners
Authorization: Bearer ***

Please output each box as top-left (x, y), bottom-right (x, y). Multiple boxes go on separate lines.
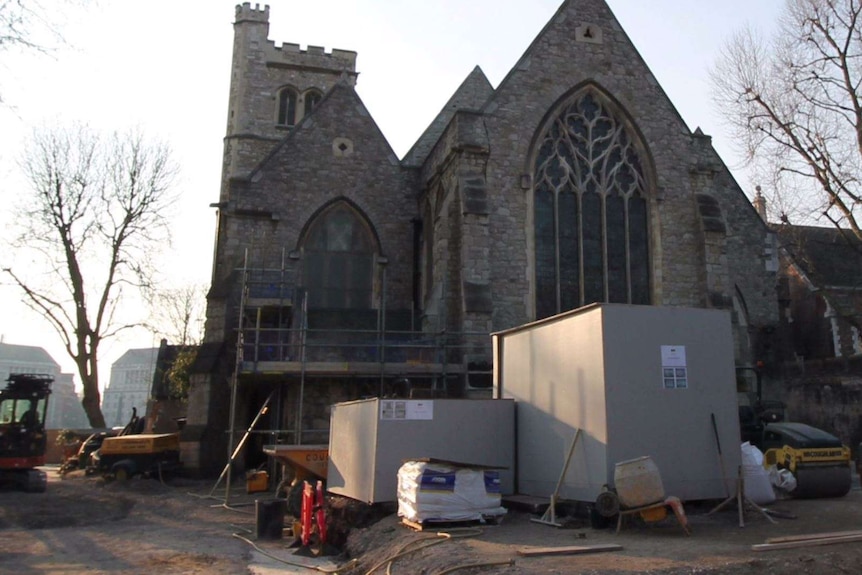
top-left (397, 460), bottom-right (507, 523)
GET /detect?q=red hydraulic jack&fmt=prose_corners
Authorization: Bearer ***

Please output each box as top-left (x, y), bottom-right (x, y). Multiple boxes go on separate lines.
top-left (297, 479), bottom-right (332, 556)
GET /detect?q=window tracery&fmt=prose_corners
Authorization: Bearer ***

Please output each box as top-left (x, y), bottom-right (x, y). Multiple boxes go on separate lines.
top-left (533, 90), bottom-right (650, 319)
top-left (302, 203), bottom-right (376, 310)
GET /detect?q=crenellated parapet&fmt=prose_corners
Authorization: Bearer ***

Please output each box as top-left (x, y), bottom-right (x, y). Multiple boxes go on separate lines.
top-left (224, 3), bottom-right (359, 197)
top-left (235, 2), bottom-right (269, 24)
top-left (263, 42), bottom-right (357, 74)
top-left (233, 3), bottom-right (356, 74)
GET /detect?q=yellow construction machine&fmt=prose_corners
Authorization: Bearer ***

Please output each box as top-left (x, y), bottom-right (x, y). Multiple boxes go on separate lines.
top-left (738, 367), bottom-right (852, 498)
top-left (759, 422), bottom-right (852, 498)
top-left (87, 433), bottom-right (182, 481)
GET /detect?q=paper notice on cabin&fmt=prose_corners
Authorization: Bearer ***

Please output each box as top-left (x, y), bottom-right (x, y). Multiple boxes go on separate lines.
top-left (660, 345), bottom-right (688, 389)
top-left (661, 345), bottom-right (686, 366)
top-left (380, 399), bottom-right (434, 420)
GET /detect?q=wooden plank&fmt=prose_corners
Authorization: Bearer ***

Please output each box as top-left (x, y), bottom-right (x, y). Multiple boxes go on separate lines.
top-left (765, 530), bottom-right (862, 544)
top-left (401, 518), bottom-right (487, 532)
top-left (761, 508), bottom-right (797, 520)
top-left (752, 534), bottom-right (862, 552)
top-left (517, 544), bottom-right (623, 557)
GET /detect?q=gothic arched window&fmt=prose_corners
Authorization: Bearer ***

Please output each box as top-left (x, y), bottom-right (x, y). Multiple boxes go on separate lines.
top-left (303, 89), bottom-right (322, 118)
top-left (533, 90), bottom-right (650, 320)
top-left (277, 87), bottom-right (298, 127)
top-left (302, 202), bottom-right (376, 309)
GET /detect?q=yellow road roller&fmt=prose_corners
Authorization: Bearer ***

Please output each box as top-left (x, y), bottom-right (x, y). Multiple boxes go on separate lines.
top-left (761, 422), bottom-right (852, 498)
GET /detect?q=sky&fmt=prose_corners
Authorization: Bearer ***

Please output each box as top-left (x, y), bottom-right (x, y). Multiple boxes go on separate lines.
top-left (0, 0), bottom-right (782, 390)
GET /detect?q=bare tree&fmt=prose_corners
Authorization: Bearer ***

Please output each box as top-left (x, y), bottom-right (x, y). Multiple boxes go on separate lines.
top-left (147, 285), bottom-right (206, 402)
top-left (1, 0), bottom-right (85, 103)
top-left (149, 284), bottom-right (207, 347)
top-left (0, 0), bottom-right (88, 51)
top-left (3, 124), bottom-right (177, 428)
top-left (712, 0), bottom-right (862, 236)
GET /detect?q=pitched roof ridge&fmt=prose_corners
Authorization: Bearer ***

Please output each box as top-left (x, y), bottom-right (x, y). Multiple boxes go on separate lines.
top-left (401, 65), bottom-right (493, 166)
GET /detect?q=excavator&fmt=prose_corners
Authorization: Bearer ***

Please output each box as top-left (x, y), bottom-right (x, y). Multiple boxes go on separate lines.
top-left (738, 366), bottom-right (851, 498)
top-left (0, 373), bottom-right (52, 492)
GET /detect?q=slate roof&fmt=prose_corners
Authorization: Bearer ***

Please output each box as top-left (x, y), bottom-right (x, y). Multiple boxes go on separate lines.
top-left (776, 224), bottom-right (862, 289)
top-left (401, 66), bottom-right (494, 167)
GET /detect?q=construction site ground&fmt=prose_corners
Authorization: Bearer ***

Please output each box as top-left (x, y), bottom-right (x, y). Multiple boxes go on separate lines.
top-left (1, 467), bottom-right (861, 574)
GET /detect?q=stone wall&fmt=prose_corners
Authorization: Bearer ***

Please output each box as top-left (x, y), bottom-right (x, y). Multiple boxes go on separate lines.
top-left (222, 84), bottom-right (416, 309)
top-left (426, 0), bottom-right (779, 334)
top-left (777, 357), bottom-right (862, 450)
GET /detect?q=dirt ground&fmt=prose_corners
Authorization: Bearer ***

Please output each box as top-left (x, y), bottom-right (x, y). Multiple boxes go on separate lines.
top-left (2, 467), bottom-right (862, 574)
top-left (0, 468), bottom-right (250, 574)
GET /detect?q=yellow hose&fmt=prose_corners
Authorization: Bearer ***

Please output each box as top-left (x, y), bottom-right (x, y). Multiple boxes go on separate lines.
top-left (364, 532), bottom-right (451, 575)
top-left (364, 526), bottom-right (486, 575)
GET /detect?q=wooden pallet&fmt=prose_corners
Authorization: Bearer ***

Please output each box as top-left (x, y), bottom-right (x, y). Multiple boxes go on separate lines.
top-left (401, 515), bottom-right (502, 531)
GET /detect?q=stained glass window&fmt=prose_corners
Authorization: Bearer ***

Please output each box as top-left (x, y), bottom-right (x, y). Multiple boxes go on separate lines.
top-left (533, 90), bottom-right (650, 319)
top-left (303, 203), bottom-right (375, 309)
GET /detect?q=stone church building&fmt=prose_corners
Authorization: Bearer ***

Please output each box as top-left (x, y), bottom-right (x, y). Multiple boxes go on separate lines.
top-left (184, 0), bottom-right (779, 474)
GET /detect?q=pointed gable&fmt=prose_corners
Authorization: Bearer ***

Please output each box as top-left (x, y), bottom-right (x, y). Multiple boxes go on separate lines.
top-left (248, 80), bottom-right (400, 184)
top-left (222, 77), bottom-right (417, 308)
top-left (486, 0), bottom-right (690, 140)
top-left (422, 0), bottom-right (778, 331)
top-left (228, 79), bottom-right (410, 220)
top-left (402, 66), bottom-right (494, 167)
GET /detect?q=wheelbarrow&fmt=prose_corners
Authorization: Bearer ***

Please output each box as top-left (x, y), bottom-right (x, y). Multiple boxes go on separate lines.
top-left (263, 444), bottom-right (329, 483)
top-left (263, 444), bottom-right (329, 514)
top-left (263, 445), bottom-right (331, 552)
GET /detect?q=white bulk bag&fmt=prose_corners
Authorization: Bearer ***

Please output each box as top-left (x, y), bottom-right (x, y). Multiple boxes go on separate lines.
top-left (741, 442), bottom-right (775, 505)
top-left (397, 461), bottom-right (507, 523)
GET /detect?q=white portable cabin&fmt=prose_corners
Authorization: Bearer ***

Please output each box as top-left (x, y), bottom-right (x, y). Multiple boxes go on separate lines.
top-left (327, 398), bottom-right (515, 503)
top-left (493, 303), bottom-right (741, 503)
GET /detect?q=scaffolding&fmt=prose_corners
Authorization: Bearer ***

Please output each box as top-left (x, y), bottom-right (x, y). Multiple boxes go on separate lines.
top-left (218, 250), bottom-right (493, 499)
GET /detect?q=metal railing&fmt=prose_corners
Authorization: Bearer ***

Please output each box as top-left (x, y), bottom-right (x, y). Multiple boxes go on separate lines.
top-left (238, 326), bottom-right (490, 368)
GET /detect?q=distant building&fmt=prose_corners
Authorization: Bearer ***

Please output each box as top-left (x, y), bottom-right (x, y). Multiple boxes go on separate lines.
top-left (0, 342), bottom-right (87, 429)
top-left (145, 339), bottom-right (192, 434)
top-left (48, 373), bottom-right (89, 429)
top-left (0, 342), bottom-right (60, 380)
top-left (775, 224), bottom-right (862, 360)
top-left (102, 348), bottom-right (159, 427)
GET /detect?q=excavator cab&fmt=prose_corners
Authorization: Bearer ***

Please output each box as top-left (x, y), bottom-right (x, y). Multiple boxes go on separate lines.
top-left (0, 374), bottom-right (53, 492)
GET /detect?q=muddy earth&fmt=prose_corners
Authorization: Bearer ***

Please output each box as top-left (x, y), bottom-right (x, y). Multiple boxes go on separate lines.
top-left (1, 467), bottom-right (862, 574)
